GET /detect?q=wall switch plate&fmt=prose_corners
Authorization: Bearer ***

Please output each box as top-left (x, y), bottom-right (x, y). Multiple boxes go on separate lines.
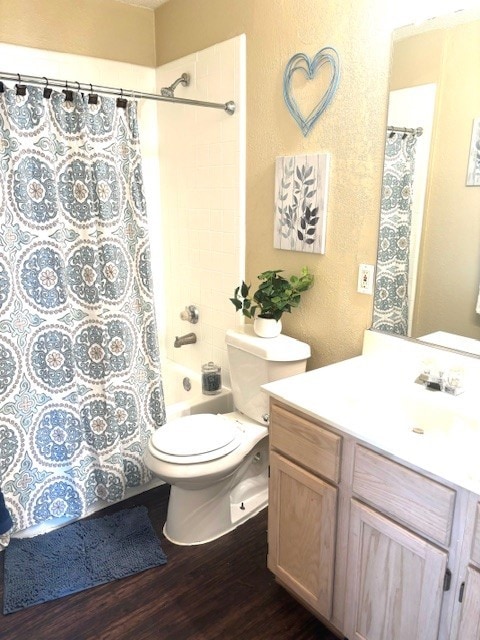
top-left (357, 263), bottom-right (375, 295)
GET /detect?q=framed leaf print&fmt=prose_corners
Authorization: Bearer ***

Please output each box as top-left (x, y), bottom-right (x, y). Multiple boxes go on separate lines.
top-left (274, 153), bottom-right (329, 254)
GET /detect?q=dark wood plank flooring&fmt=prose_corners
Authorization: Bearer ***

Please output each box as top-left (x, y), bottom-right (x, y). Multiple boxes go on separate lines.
top-left (0, 484), bottom-right (339, 640)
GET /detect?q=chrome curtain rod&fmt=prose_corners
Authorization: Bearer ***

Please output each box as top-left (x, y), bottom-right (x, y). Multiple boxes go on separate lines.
top-left (387, 125), bottom-right (423, 136)
top-left (0, 70), bottom-right (236, 115)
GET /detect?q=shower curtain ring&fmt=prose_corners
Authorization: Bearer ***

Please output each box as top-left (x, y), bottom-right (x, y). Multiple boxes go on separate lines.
top-left (43, 76), bottom-right (52, 99)
top-left (16, 73), bottom-right (26, 96)
top-left (116, 87), bottom-right (127, 109)
top-left (88, 83), bottom-right (98, 105)
top-left (63, 79), bottom-right (73, 103)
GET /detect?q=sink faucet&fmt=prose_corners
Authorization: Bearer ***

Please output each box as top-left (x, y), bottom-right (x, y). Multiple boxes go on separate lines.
top-left (416, 363), bottom-right (464, 395)
top-left (174, 332), bottom-right (197, 348)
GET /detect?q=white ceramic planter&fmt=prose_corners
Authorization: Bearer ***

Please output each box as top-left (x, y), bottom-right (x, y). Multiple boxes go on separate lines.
top-left (253, 316), bottom-right (282, 338)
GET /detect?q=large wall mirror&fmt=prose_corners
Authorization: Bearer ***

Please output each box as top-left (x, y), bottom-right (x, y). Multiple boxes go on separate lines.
top-left (372, 7), bottom-right (480, 356)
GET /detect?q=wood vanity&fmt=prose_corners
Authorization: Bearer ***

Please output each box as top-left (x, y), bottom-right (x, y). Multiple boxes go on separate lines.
top-left (266, 392), bottom-right (480, 640)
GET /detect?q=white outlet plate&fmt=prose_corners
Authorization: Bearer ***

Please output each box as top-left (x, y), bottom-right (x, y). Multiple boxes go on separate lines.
top-left (357, 263), bottom-right (375, 295)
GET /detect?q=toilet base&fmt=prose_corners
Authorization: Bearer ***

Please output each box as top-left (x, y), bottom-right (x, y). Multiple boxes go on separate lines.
top-left (163, 487), bottom-right (267, 546)
top-left (163, 439), bottom-right (268, 545)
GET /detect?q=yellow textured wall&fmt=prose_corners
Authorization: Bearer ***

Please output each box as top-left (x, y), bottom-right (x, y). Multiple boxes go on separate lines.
top-left (155, 0), bottom-right (394, 367)
top-left (0, 0), bottom-right (155, 66)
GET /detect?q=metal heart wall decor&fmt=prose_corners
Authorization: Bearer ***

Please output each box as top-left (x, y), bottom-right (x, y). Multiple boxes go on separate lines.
top-left (283, 47), bottom-right (340, 137)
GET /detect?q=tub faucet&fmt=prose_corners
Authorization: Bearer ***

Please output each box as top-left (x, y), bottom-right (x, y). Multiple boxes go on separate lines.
top-left (174, 332), bottom-right (197, 348)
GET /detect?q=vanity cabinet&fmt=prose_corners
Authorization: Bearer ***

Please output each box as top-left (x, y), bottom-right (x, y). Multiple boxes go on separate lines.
top-left (268, 451), bottom-right (337, 619)
top-left (455, 501), bottom-right (480, 639)
top-left (456, 567), bottom-right (480, 639)
top-left (345, 500), bottom-right (448, 640)
top-left (267, 401), bottom-right (341, 620)
top-left (266, 399), bottom-right (476, 640)
top-left (343, 445), bottom-right (456, 640)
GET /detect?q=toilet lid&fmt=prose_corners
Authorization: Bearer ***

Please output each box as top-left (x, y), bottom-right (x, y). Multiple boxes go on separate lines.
top-left (150, 414), bottom-right (242, 463)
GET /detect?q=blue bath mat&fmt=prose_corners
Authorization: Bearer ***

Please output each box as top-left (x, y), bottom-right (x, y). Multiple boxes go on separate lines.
top-left (3, 506), bottom-right (167, 614)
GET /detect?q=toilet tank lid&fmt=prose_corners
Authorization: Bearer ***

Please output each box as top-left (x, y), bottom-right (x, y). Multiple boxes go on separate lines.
top-left (226, 326), bottom-right (311, 361)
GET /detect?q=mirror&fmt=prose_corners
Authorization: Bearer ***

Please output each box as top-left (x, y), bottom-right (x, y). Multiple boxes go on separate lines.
top-left (373, 7), bottom-right (480, 356)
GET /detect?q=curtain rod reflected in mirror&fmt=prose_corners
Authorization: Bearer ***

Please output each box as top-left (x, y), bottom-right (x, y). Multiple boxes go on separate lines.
top-left (387, 126), bottom-right (423, 137)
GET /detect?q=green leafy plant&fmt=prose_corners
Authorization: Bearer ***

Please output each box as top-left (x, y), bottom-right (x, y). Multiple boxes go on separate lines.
top-left (230, 267), bottom-right (314, 322)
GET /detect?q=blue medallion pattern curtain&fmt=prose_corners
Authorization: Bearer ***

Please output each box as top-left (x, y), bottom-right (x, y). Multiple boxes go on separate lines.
top-left (0, 85), bottom-right (165, 533)
top-left (372, 133), bottom-right (418, 335)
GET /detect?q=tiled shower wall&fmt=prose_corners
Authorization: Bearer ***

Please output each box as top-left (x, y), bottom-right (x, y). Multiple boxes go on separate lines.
top-left (155, 35), bottom-right (246, 387)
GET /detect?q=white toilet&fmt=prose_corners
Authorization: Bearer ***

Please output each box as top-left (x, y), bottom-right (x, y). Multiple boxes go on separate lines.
top-left (144, 325), bottom-right (310, 545)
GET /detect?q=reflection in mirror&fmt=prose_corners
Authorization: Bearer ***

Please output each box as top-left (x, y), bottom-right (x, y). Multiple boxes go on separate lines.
top-left (372, 7), bottom-right (480, 356)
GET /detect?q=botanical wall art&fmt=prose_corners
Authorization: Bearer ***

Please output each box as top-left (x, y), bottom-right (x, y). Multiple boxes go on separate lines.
top-left (274, 153), bottom-right (329, 254)
top-left (466, 117), bottom-right (480, 186)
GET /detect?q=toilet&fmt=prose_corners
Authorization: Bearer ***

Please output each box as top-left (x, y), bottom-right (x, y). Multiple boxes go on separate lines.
top-left (144, 325), bottom-right (310, 545)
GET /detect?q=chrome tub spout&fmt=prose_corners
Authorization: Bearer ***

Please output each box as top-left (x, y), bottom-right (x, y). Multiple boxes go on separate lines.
top-left (174, 332), bottom-right (197, 348)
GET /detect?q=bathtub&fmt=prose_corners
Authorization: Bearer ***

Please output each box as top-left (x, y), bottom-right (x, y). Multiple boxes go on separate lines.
top-left (162, 360), bottom-right (233, 420)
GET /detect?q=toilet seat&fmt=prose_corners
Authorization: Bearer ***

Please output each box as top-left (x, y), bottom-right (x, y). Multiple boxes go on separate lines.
top-left (149, 414), bottom-right (242, 464)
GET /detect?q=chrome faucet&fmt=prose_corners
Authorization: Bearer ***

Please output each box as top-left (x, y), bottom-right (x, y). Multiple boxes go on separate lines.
top-left (174, 332), bottom-right (197, 348)
top-left (416, 364), bottom-right (464, 395)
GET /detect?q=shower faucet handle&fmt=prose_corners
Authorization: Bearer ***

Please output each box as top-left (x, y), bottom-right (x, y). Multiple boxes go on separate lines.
top-left (180, 305), bottom-right (199, 324)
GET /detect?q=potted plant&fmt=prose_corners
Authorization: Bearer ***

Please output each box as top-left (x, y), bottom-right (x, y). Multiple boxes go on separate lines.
top-left (230, 267), bottom-right (314, 337)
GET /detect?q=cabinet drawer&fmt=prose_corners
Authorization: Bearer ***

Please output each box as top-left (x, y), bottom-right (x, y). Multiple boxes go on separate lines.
top-left (471, 502), bottom-right (480, 566)
top-left (270, 402), bottom-right (341, 483)
top-left (353, 445), bottom-right (455, 547)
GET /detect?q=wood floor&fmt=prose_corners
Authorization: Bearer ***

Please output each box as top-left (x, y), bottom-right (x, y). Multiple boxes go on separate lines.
top-left (0, 484), bottom-right (339, 640)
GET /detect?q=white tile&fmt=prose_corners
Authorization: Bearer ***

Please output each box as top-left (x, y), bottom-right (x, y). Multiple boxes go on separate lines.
top-left (221, 209), bottom-right (236, 233)
top-left (154, 35), bottom-right (245, 383)
top-left (220, 232), bottom-right (235, 255)
top-left (195, 144), bottom-right (211, 167)
top-left (221, 140), bottom-right (239, 166)
top-left (209, 142), bottom-right (223, 166)
top-left (210, 209), bottom-right (223, 231)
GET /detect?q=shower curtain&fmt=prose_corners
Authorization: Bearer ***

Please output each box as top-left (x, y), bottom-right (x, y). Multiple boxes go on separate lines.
top-left (372, 133), bottom-right (418, 335)
top-left (0, 85), bottom-right (165, 533)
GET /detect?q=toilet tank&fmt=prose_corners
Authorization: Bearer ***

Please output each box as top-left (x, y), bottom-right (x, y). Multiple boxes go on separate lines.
top-left (225, 326), bottom-right (310, 425)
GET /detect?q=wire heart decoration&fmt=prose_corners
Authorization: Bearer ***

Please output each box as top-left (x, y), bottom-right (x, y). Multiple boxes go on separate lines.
top-left (283, 47), bottom-right (340, 137)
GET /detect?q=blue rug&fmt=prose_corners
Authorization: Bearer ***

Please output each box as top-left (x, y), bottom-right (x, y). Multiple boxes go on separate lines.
top-left (3, 506), bottom-right (167, 614)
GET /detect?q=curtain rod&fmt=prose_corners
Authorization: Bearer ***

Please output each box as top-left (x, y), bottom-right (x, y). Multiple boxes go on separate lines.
top-left (387, 125), bottom-right (423, 136)
top-left (0, 70), bottom-right (236, 115)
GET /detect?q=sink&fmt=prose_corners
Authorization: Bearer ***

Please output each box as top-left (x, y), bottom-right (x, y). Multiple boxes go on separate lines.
top-left (340, 386), bottom-right (479, 442)
top-left (393, 396), bottom-right (477, 438)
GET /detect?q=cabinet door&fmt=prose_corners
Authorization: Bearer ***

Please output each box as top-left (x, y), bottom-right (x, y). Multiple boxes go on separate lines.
top-left (345, 500), bottom-right (448, 640)
top-left (268, 451), bottom-right (337, 620)
top-left (456, 566), bottom-right (480, 639)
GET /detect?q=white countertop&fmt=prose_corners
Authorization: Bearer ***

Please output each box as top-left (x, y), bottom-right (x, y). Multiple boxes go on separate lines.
top-left (262, 354), bottom-right (480, 495)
